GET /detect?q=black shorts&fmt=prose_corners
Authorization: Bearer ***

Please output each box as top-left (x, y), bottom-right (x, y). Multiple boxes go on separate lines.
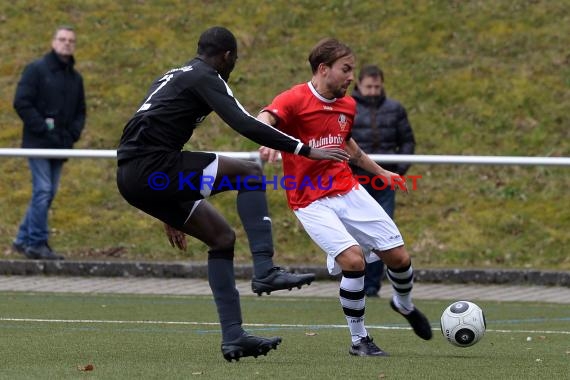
top-left (117, 151), bottom-right (217, 228)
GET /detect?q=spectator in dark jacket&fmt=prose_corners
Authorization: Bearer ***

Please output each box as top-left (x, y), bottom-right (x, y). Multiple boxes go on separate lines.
top-left (351, 65), bottom-right (415, 297)
top-left (12, 25), bottom-right (86, 260)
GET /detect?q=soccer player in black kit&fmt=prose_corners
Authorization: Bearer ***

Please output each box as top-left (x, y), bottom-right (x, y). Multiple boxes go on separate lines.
top-left (116, 26), bottom-right (349, 361)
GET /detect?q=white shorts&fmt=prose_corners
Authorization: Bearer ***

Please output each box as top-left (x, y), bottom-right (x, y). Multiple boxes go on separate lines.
top-left (294, 187), bottom-right (404, 275)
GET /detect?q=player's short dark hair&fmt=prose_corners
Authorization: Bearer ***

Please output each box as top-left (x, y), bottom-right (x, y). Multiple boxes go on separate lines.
top-left (358, 64), bottom-right (384, 82)
top-left (197, 26), bottom-right (237, 57)
top-left (308, 38), bottom-right (353, 74)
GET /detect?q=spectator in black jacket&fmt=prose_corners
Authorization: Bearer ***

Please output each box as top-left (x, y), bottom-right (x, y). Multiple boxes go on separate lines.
top-left (12, 26), bottom-right (86, 260)
top-left (351, 65), bottom-right (415, 297)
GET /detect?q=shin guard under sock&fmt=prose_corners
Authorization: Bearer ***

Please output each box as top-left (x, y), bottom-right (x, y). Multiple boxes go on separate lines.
top-left (340, 270), bottom-right (368, 343)
top-left (237, 190), bottom-right (274, 278)
top-left (208, 248), bottom-right (244, 342)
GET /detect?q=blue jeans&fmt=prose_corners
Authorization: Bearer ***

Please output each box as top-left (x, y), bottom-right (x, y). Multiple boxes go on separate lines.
top-left (15, 159), bottom-right (64, 247)
top-left (362, 181), bottom-right (396, 294)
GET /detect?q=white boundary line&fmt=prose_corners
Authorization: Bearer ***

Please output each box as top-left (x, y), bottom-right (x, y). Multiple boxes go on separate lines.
top-left (1, 317), bottom-right (568, 335)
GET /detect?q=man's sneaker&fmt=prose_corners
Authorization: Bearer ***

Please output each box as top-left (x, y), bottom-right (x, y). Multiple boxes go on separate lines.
top-left (24, 244), bottom-right (64, 260)
top-left (251, 267), bottom-right (315, 296)
top-left (44, 243), bottom-right (64, 260)
top-left (221, 332), bottom-right (282, 362)
top-left (349, 336), bottom-right (388, 357)
top-left (390, 299), bottom-right (433, 340)
top-left (11, 241), bottom-right (28, 256)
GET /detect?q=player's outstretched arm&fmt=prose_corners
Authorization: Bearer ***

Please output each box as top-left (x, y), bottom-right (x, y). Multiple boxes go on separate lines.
top-left (259, 145), bottom-right (348, 163)
top-left (346, 139), bottom-right (408, 192)
top-left (257, 111), bottom-right (349, 163)
top-left (307, 147), bottom-right (349, 162)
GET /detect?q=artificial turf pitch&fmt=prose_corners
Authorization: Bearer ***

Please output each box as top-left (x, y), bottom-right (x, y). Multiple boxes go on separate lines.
top-left (0, 292), bottom-right (568, 379)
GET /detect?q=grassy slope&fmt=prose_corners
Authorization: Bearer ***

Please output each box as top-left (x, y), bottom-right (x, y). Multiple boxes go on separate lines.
top-left (0, 1), bottom-right (568, 269)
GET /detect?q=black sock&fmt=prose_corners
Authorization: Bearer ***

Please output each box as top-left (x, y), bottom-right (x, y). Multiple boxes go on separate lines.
top-left (207, 248), bottom-right (244, 342)
top-left (236, 190), bottom-right (274, 278)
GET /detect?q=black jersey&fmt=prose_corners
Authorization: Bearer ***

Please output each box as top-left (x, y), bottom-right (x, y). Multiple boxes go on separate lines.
top-left (117, 57), bottom-right (309, 163)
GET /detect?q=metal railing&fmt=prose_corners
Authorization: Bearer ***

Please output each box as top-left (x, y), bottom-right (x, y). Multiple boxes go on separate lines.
top-left (0, 148), bottom-right (569, 166)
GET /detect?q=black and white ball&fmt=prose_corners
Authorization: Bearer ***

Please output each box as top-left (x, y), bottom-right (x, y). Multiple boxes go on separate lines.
top-left (440, 301), bottom-right (486, 347)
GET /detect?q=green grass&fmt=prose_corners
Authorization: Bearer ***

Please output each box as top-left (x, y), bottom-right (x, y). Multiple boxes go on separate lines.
top-left (0, 1), bottom-right (568, 269)
top-left (0, 292), bottom-right (569, 379)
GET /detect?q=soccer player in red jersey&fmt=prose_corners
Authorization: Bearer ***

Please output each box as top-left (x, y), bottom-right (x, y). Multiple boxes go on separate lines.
top-left (259, 38), bottom-right (432, 356)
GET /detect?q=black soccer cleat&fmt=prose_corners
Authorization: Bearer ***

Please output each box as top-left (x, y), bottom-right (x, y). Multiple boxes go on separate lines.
top-left (251, 267), bottom-right (316, 296)
top-left (221, 333), bottom-right (282, 362)
top-left (390, 299), bottom-right (433, 340)
top-left (349, 336), bottom-right (389, 357)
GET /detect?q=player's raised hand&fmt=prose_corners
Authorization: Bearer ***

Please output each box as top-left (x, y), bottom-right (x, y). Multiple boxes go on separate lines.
top-left (308, 147), bottom-right (350, 162)
top-left (259, 146), bottom-right (281, 162)
top-left (260, 146), bottom-right (350, 163)
top-left (381, 169), bottom-right (408, 193)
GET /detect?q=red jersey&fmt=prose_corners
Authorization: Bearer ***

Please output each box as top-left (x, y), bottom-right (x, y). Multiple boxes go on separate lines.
top-left (263, 82), bottom-right (357, 209)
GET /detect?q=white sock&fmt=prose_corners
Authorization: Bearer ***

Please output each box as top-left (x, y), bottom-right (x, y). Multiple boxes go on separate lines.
top-left (387, 264), bottom-right (415, 312)
top-left (339, 273), bottom-right (368, 343)
top-left (392, 295), bottom-right (414, 314)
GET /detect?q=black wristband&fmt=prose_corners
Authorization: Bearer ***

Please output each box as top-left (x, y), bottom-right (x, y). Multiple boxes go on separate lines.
top-left (299, 145), bottom-right (311, 156)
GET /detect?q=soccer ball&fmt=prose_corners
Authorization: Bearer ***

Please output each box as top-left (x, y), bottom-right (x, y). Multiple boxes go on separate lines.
top-left (440, 301), bottom-right (486, 347)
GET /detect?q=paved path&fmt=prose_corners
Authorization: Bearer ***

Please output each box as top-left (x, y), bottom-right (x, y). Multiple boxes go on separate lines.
top-left (1, 276), bottom-right (569, 303)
